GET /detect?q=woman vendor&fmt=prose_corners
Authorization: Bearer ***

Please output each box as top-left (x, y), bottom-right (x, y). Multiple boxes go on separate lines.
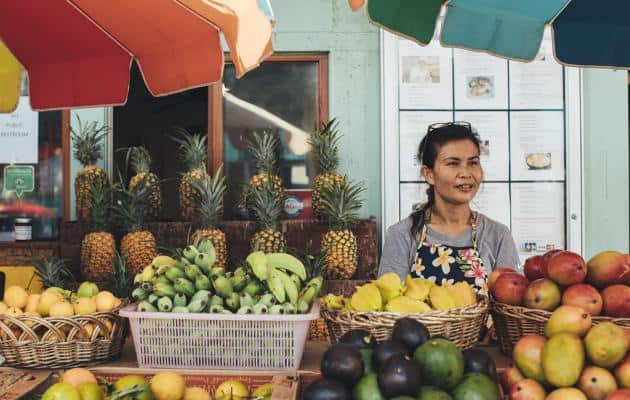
top-left (379, 122), bottom-right (519, 293)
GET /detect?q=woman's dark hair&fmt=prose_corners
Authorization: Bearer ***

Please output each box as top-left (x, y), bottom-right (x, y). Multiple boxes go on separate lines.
top-left (410, 122), bottom-right (481, 235)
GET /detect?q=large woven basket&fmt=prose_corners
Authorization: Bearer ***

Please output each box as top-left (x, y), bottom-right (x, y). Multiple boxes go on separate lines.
top-left (0, 310), bottom-right (126, 369)
top-left (321, 296), bottom-right (490, 350)
top-left (492, 301), bottom-right (630, 355)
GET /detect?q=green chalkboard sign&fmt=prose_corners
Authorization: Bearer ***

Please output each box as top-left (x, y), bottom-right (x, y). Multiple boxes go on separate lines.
top-left (3, 165), bottom-right (34, 197)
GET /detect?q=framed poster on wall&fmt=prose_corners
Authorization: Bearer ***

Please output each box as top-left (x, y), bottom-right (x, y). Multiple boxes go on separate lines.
top-left (381, 30), bottom-right (583, 266)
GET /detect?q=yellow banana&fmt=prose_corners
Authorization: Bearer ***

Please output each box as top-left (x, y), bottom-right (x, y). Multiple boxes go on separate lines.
top-left (247, 251), bottom-right (269, 281)
top-left (274, 268), bottom-right (299, 304)
top-left (266, 253), bottom-right (306, 281)
top-left (151, 255), bottom-right (177, 270)
top-left (267, 269), bottom-right (286, 303)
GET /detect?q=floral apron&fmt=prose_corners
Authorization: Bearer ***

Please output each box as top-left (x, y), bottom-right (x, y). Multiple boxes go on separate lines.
top-left (410, 209), bottom-right (488, 295)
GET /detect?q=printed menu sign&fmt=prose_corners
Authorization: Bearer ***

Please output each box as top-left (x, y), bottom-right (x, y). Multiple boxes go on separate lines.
top-left (0, 97), bottom-right (38, 164)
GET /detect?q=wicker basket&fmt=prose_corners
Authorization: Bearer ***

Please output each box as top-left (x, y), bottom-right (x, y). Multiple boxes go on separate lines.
top-left (492, 301), bottom-right (630, 355)
top-left (0, 310), bottom-right (126, 369)
top-left (321, 296), bottom-right (490, 350)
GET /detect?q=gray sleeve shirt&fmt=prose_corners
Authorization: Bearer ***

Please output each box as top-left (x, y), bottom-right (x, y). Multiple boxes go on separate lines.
top-left (378, 213), bottom-right (520, 280)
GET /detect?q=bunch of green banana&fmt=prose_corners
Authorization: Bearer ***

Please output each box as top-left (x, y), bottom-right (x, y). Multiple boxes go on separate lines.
top-left (133, 246), bottom-right (323, 315)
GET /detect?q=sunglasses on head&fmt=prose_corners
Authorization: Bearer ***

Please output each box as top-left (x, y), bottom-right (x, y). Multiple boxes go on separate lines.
top-left (427, 121), bottom-right (472, 134)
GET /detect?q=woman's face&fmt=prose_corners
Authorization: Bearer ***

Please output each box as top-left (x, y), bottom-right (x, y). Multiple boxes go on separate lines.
top-left (422, 139), bottom-right (483, 206)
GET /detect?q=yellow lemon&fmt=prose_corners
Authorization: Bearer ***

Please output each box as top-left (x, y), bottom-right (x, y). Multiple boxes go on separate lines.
top-left (0, 301), bottom-right (8, 314)
top-left (49, 301), bottom-right (74, 317)
top-left (25, 294), bottom-right (41, 313)
top-left (150, 372), bottom-right (186, 400)
top-left (74, 297), bottom-right (97, 315)
top-left (215, 380), bottom-right (248, 400)
top-left (4, 286), bottom-right (28, 309)
top-left (42, 383), bottom-right (81, 400)
top-left (77, 382), bottom-right (103, 400)
top-left (95, 291), bottom-right (116, 312)
top-left (38, 291), bottom-right (62, 316)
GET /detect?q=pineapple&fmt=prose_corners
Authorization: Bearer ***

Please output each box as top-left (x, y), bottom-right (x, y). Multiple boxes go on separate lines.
top-left (318, 178), bottom-right (365, 279)
top-left (245, 130), bottom-right (284, 214)
top-left (303, 249), bottom-right (330, 342)
top-left (32, 256), bottom-right (77, 290)
top-left (171, 128), bottom-right (208, 221)
top-left (190, 166), bottom-right (228, 268)
top-left (80, 180), bottom-right (116, 282)
top-left (309, 119), bottom-right (345, 218)
top-left (71, 115), bottom-right (109, 223)
top-left (128, 146), bottom-right (162, 220)
top-left (113, 182), bottom-right (158, 274)
top-left (249, 181), bottom-right (286, 253)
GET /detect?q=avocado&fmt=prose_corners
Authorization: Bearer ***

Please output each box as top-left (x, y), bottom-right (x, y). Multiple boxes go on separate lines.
top-left (372, 340), bottom-right (408, 372)
top-left (418, 386), bottom-right (453, 400)
top-left (450, 373), bottom-right (500, 400)
top-left (320, 344), bottom-right (364, 387)
top-left (303, 379), bottom-right (352, 400)
top-left (353, 373), bottom-right (385, 400)
top-left (377, 355), bottom-right (422, 398)
top-left (391, 318), bottom-right (430, 353)
top-left (462, 348), bottom-right (497, 381)
top-left (339, 329), bottom-right (377, 349)
top-left (359, 349), bottom-right (374, 375)
top-left (413, 338), bottom-right (464, 390)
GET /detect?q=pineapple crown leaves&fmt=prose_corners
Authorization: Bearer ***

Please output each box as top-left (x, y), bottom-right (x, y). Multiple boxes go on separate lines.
top-left (71, 114), bottom-right (109, 167)
top-left (246, 130), bottom-right (279, 175)
top-left (87, 178), bottom-right (112, 232)
top-left (127, 146), bottom-right (152, 174)
top-left (190, 165), bottom-right (227, 229)
top-left (318, 177), bottom-right (365, 230)
top-left (111, 178), bottom-right (152, 233)
top-left (249, 179), bottom-right (284, 230)
top-left (301, 245), bottom-right (327, 280)
top-left (109, 251), bottom-right (133, 299)
top-left (309, 118), bottom-right (342, 174)
top-left (170, 127), bottom-right (208, 171)
top-left (30, 256), bottom-right (77, 290)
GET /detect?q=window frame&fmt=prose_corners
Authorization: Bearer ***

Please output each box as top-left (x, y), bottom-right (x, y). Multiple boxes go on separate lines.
top-left (61, 53), bottom-right (329, 221)
top-left (207, 53), bottom-right (329, 174)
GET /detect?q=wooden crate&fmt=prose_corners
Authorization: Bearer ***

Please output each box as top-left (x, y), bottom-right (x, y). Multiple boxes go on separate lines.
top-left (60, 218), bottom-right (379, 280)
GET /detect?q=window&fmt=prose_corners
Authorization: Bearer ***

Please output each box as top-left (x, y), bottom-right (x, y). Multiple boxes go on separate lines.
top-left (0, 78), bottom-right (63, 240)
top-left (213, 54), bottom-right (328, 218)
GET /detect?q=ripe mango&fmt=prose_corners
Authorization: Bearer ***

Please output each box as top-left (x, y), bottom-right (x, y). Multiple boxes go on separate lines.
top-left (375, 273), bottom-right (404, 302)
top-left (384, 296), bottom-right (431, 314)
top-left (446, 282), bottom-right (477, 308)
top-left (542, 333), bottom-right (584, 388)
top-left (404, 276), bottom-right (432, 301)
top-left (544, 305), bottom-right (592, 338)
top-left (429, 286), bottom-right (456, 310)
top-left (585, 322), bottom-right (629, 368)
top-left (350, 283), bottom-right (383, 312)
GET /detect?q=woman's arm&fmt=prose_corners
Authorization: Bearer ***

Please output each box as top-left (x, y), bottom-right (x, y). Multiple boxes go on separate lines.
top-left (378, 222), bottom-right (413, 280)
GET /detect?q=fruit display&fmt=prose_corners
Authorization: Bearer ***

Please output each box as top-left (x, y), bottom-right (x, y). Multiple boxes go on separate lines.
top-left (113, 181), bottom-right (158, 275)
top-left (71, 115), bottom-right (109, 223)
top-left (304, 318), bottom-right (501, 400)
top-left (42, 368), bottom-right (281, 400)
top-left (502, 306), bottom-right (630, 399)
top-left (323, 272), bottom-right (478, 313)
top-left (127, 145), bottom-right (162, 220)
top-left (133, 240), bottom-right (323, 314)
top-left (490, 249), bottom-right (630, 317)
top-left (249, 179), bottom-right (287, 253)
top-left (190, 166), bottom-right (228, 269)
top-left (1, 283), bottom-right (121, 317)
top-left (308, 119), bottom-right (345, 219)
top-left (171, 128), bottom-right (210, 221)
top-left (318, 178), bottom-right (365, 280)
top-left (80, 180), bottom-right (116, 282)
top-left (244, 130), bottom-right (285, 215)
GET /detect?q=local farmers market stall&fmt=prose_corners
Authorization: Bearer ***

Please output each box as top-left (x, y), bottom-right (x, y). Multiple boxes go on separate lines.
top-left (1, 1), bottom-right (630, 400)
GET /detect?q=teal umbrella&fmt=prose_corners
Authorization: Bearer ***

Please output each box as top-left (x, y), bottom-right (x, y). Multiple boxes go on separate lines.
top-left (354, 0), bottom-right (630, 69)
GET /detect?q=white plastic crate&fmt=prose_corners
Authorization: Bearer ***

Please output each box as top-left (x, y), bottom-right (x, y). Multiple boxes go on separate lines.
top-left (119, 303), bottom-right (319, 370)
